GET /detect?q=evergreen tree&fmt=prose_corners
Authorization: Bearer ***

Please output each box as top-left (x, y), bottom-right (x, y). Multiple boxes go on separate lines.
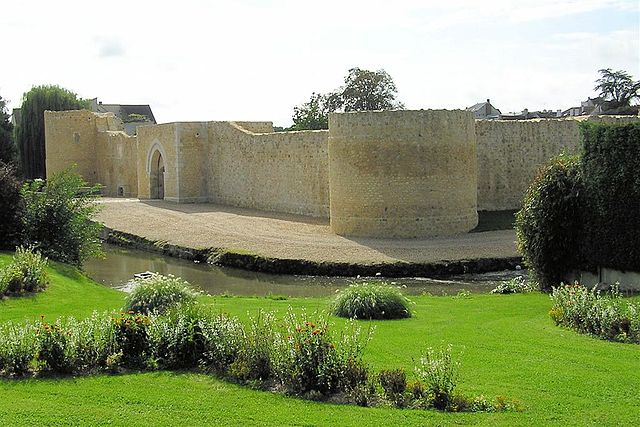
top-left (594, 68), bottom-right (640, 115)
top-left (0, 95), bottom-right (15, 165)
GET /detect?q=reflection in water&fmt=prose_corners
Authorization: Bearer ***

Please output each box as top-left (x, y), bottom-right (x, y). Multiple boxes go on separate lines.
top-left (83, 245), bottom-right (524, 297)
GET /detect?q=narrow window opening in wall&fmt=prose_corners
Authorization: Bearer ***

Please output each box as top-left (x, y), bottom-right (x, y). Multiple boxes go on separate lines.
top-left (74, 132), bottom-right (80, 144)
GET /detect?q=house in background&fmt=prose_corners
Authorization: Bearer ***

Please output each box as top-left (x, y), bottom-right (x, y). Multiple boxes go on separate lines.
top-left (466, 99), bottom-right (501, 119)
top-left (501, 108), bottom-right (562, 120)
top-left (89, 99), bottom-right (156, 135)
top-left (562, 97), bottom-right (604, 117)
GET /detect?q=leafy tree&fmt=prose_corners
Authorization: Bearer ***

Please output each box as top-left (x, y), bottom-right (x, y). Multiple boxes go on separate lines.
top-left (594, 68), bottom-right (640, 114)
top-left (329, 67), bottom-right (404, 113)
top-left (288, 68), bottom-right (404, 130)
top-left (0, 95), bottom-right (15, 165)
top-left (21, 167), bottom-right (103, 265)
top-left (288, 92), bottom-right (330, 131)
top-left (16, 85), bottom-right (87, 179)
top-left (0, 161), bottom-right (23, 249)
top-left (515, 154), bottom-right (584, 291)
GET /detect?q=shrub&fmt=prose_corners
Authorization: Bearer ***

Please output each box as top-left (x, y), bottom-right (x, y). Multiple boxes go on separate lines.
top-left (0, 161), bottom-right (22, 249)
top-left (271, 310), bottom-right (370, 396)
top-left (199, 313), bottom-right (245, 375)
top-left (148, 304), bottom-right (211, 370)
top-left (229, 311), bottom-right (277, 382)
top-left (379, 368), bottom-right (407, 406)
top-left (550, 284), bottom-right (639, 343)
top-left (331, 282), bottom-right (412, 320)
top-left (515, 154), bottom-right (583, 291)
top-left (580, 122), bottom-right (640, 272)
top-left (65, 311), bottom-right (116, 372)
top-left (124, 274), bottom-right (199, 315)
top-left (112, 311), bottom-right (151, 369)
top-left (37, 318), bottom-right (74, 373)
top-left (21, 168), bottom-right (103, 265)
top-left (415, 345), bottom-right (459, 410)
top-left (0, 246), bottom-right (49, 295)
top-left (490, 276), bottom-right (535, 294)
top-left (0, 321), bottom-right (38, 377)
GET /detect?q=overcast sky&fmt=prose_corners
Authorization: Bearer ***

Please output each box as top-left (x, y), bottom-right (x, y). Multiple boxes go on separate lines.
top-left (2, 0), bottom-right (638, 126)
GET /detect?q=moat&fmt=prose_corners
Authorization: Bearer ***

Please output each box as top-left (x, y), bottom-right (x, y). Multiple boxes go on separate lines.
top-left (84, 244), bottom-right (524, 297)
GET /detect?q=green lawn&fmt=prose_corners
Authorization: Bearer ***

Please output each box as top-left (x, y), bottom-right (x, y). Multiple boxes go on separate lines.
top-left (1, 253), bottom-right (638, 426)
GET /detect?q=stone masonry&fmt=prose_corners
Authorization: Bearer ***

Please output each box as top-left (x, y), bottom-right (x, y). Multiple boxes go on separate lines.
top-left (44, 109), bottom-right (639, 238)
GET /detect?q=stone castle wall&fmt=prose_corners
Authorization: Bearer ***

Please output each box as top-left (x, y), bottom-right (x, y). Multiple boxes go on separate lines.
top-left (44, 109), bottom-right (640, 238)
top-left (207, 122), bottom-right (329, 217)
top-left (476, 115), bottom-right (640, 211)
top-left (45, 110), bottom-right (137, 195)
top-left (328, 110), bottom-right (477, 238)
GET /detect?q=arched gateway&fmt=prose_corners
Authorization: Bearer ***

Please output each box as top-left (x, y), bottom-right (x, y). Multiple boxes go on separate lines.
top-left (149, 149), bottom-right (165, 199)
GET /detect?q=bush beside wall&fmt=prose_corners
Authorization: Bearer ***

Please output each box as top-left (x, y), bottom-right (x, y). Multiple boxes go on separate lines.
top-left (20, 168), bottom-right (103, 265)
top-left (515, 155), bottom-right (584, 291)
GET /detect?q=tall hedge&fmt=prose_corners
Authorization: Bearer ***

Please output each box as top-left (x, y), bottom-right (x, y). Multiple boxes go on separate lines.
top-left (515, 155), bottom-right (584, 291)
top-left (580, 122), bottom-right (640, 272)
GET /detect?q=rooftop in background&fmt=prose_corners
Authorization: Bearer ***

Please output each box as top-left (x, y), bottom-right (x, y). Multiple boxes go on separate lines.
top-left (500, 108), bottom-right (562, 120)
top-left (467, 99), bottom-right (501, 119)
top-left (11, 99), bottom-right (157, 136)
top-left (89, 98), bottom-right (156, 135)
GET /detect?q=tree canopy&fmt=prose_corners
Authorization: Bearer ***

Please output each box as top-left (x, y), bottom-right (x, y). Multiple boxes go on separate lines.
top-left (289, 92), bottom-right (330, 131)
top-left (288, 67), bottom-right (403, 130)
top-left (594, 68), bottom-right (640, 114)
top-left (329, 67), bottom-right (404, 113)
top-left (16, 85), bottom-right (87, 179)
top-left (0, 95), bottom-right (15, 165)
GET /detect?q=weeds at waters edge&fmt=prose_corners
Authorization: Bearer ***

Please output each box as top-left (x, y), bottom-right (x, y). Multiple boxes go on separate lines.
top-left (491, 277), bottom-right (535, 294)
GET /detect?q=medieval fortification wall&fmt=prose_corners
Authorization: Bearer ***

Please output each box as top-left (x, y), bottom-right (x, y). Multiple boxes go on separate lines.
top-left (44, 109), bottom-right (639, 238)
top-left (329, 110), bottom-right (477, 238)
top-left (476, 115), bottom-right (640, 211)
top-left (206, 122), bottom-right (329, 217)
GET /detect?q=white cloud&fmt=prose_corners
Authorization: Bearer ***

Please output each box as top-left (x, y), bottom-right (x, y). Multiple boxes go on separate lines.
top-left (94, 38), bottom-right (125, 58)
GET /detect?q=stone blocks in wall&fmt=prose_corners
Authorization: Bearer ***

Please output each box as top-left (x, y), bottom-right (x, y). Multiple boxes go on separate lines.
top-left (44, 110), bottom-right (100, 185)
top-left (207, 122), bottom-right (330, 217)
top-left (328, 110), bottom-right (478, 238)
top-left (475, 115), bottom-right (640, 211)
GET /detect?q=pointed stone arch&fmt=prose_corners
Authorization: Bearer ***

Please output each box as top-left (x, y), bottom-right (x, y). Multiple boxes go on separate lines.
top-left (147, 142), bottom-right (167, 200)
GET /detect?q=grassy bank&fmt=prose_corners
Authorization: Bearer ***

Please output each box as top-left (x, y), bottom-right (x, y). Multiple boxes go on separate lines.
top-left (0, 253), bottom-right (638, 426)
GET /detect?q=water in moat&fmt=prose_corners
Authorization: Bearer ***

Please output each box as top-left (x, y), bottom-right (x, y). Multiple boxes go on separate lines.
top-left (84, 244), bottom-right (524, 297)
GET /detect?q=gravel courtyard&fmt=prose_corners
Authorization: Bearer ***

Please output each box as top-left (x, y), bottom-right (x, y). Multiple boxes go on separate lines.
top-left (96, 198), bottom-right (519, 265)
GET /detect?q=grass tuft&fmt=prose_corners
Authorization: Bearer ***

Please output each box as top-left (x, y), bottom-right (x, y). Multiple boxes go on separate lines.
top-left (331, 282), bottom-right (412, 320)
